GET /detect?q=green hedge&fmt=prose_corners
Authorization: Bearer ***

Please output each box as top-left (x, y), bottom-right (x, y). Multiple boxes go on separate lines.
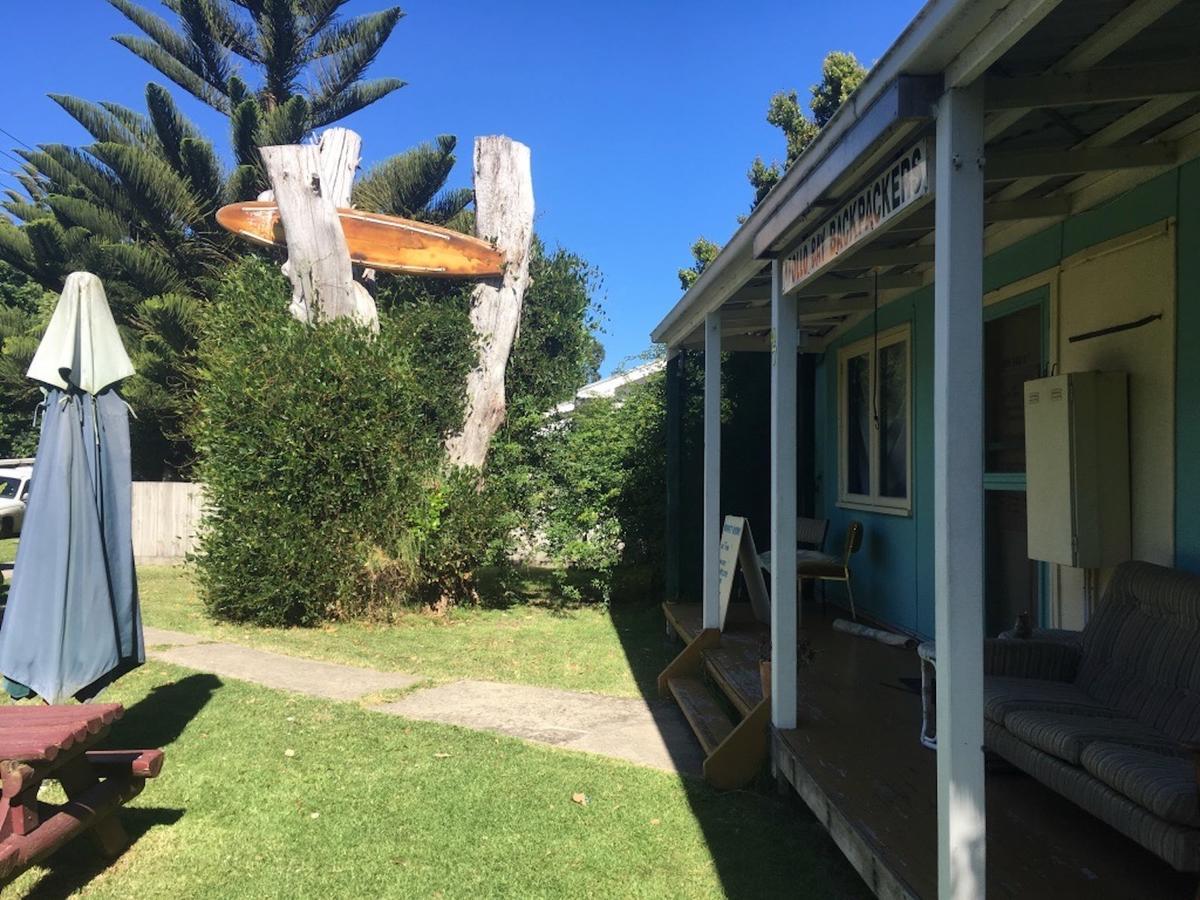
top-left (192, 259), bottom-right (494, 625)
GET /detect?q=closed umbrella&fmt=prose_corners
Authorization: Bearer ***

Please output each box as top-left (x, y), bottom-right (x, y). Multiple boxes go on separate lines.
top-left (0, 272), bottom-right (142, 703)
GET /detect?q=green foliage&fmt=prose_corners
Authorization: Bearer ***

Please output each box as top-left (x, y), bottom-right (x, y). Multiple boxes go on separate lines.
top-left (0, 262), bottom-right (52, 458)
top-left (123, 292), bottom-right (204, 477)
top-left (811, 51), bottom-right (867, 128)
top-left (677, 237), bottom-right (720, 292)
top-left (107, 0), bottom-right (405, 132)
top-left (4, 85), bottom-right (237, 304)
top-left (0, 3), bottom-right (464, 478)
top-left (352, 136), bottom-right (473, 228)
top-left (191, 248), bottom-right (604, 624)
top-left (103, 1), bottom-right (414, 201)
top-left (507, 237), bottom-right (605, 411)
top-left (193, 258), bottom-right (482, 625)
top-left (747, 50), bottom-right (867, 210)
top-left (511, 367), bottom-right (667, 602)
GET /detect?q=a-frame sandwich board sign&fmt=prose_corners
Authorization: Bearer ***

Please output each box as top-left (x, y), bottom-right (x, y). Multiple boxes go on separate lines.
top-left (716, 515), bottom-right (771, 631)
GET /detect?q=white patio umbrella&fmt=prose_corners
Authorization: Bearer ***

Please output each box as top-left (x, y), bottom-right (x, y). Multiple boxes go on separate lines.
top-left (0, 272), bottom-right (143, 703)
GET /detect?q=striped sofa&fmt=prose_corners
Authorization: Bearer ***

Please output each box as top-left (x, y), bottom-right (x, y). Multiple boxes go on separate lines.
top-left (983, 561), bottom-right (1200, 871)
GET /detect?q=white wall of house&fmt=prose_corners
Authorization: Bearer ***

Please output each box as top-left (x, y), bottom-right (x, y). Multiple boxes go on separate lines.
top-left (1053, 223), bottom-right (1177, 627)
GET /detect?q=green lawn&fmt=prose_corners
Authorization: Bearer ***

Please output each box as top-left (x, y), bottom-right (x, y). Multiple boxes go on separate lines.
top-left (9, 662), bottom-right (866, 899)
top-left (0, 537), bottom-right (15, 564)
top-left (139, 566), bottom-right (672, 698)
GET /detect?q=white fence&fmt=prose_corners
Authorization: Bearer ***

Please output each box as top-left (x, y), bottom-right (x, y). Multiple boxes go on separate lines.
top-left (132, 482), bottom-right (204, 563)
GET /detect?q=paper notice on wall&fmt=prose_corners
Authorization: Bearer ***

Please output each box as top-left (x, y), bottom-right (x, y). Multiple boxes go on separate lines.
top-left (717, 515), bottom-right (772, 630)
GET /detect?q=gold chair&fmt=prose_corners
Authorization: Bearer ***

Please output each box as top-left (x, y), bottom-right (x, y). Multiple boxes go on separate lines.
top-left (798, 520), bottom-right (864, 620)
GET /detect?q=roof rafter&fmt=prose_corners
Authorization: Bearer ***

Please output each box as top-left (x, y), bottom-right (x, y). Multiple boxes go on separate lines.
top-left (985, 62), bottom-right (1200, 110)
top-left (983, 0), bottom-right (1183, 141)
top-left (985, 142), bottom-right (1176, 179)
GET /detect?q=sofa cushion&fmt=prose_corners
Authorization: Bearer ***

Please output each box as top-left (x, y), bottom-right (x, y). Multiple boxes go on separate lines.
top-left (1081, 741), bottom-right (1200, 828)
top-left (1003, 709), bottom-right (1178, 766)
top-left (987, 721), bottom-right (1200, 871)
top-left (984, 676), bottom-right (1119, 725)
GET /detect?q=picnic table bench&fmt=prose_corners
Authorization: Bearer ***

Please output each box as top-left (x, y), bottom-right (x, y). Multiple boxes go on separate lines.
top-left (0, 703), bottom-right (163, 884)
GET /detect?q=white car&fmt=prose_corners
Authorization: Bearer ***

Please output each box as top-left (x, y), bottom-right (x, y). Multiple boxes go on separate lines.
top-left (0, 466), bottom-right (32, 538)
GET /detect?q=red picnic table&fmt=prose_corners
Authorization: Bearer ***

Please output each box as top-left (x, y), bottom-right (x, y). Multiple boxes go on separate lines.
top-left (0, 703), bottom-right (163, 884)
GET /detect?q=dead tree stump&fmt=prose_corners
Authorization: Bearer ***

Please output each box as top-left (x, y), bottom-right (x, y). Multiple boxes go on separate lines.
top-left (446, 135), bottom-right (535, 469)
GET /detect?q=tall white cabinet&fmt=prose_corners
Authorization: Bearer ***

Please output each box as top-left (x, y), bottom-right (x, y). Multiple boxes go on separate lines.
top-left (1024, 371), bottom-right (1130, 568)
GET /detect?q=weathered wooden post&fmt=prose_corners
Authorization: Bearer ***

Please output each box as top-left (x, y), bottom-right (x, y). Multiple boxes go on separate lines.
top-left (446, 135), bottom-right (535, 468)
top-left (260, 127), bottom-right (378, 330)
top-left (243, 129), bottom-right (531, 466)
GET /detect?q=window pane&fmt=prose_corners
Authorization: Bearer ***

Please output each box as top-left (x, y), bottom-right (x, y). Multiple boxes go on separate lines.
top-left (878, 340), bottom-right (908, 498)
top-left (985, 304), bottom-right (1042, 473)
top-left (846, 353), bottom-right (870, 495)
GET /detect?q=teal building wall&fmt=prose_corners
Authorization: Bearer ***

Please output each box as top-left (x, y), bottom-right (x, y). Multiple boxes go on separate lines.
top-left (813, 160), bottom-right (1200, 637)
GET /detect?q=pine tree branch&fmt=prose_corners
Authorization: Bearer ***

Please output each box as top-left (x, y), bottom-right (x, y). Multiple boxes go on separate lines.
top-left (310, 77), bottom-right (404, 128)
top-left (351, 136), bottom-right (457, 217)
top-left (309, 8), bottom-right (403, 118)
top-left (99, 102), bottom-right (158, 147)
top-left (299, 0), bottom-right (352, 43)
top-left (88, 140), bottom-right (203, 236)
top-left (146, 83), bottom-right (200, 170)
top-left (258, 0), bottom-right (305, 108)
top-left (112, 36), bottom-right (232, 112)
top-left (179, 0), bottom-right (234, 91)
top-left (49, 94), bottom-right (145, 145)
top-left (107, 0), bottom-right (196, 67)
top-left (45, 195), bottom-right (129, 241)
top-left (33, 145), bottom-right (136, 220)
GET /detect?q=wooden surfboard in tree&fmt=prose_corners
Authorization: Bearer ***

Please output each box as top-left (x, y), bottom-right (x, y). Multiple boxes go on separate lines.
top-left (215, 202), bottom-right (506, 278)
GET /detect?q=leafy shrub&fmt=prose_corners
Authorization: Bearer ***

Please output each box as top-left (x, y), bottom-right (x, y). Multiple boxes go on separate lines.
top-left (512, 369), bottom-right (667, 602)
top-left (192, 259), bottom-right (484, 625)
top-left (193, 230), bottom-right (607, 625)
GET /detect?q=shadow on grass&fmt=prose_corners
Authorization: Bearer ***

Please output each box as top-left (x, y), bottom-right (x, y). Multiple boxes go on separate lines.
top-left (473, 564), bottom-right (592, 612)
top-left (19, 807), bottom-right (185, 900)
top-left (604, 581), bottom-right (872, 900)
top-left (105, 672), bottom-right (223, 750)
top-left (14, 673), bottom-right (220, 897)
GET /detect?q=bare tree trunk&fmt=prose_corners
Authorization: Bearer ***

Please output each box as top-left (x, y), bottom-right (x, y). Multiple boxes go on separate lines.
top-left (446, 136), bottom-right (535, 469)
top-left (260, 128), bottom-right (377, 329)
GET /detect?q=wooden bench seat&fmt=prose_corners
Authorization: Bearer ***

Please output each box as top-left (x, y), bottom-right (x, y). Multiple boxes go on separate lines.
top-left (0, 703), bottom-right (164, 884)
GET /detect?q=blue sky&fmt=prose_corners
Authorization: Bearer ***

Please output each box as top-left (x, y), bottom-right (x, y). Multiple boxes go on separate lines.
top-left (1, 0), bottom-right (922, 374)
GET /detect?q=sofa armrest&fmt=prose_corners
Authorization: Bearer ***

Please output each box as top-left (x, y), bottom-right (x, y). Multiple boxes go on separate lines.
top-left (984, 638), bottom-right (1082, 682)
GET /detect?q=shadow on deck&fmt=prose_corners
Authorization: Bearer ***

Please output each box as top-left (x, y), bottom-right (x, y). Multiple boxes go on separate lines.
top-left (665, 601), bottom-right (1195, 900)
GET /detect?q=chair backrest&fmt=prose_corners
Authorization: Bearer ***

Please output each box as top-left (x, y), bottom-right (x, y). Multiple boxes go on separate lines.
top-left (842, 521), bottom-right (864, 564)
top-left (796, 517), bottom-right (829, 551)
top-left (1076, 561), bottom-right (1200, 742)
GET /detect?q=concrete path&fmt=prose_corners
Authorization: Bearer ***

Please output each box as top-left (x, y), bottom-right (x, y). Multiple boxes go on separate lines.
top-left (144, 626), bottom-right (422, 701)
top-left (142, 626), bottom-right (703, 775)
top-left (377, 681), bottom-right (703, 774)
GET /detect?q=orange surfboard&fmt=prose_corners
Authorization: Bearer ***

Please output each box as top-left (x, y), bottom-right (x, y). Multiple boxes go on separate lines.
top-left (215, 202), bottom-right (505, 278)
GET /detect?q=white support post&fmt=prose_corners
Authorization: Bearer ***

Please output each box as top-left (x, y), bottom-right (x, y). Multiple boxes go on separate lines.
top-left (702, 311), bottom-right (722, 630)
top-left (933, 83), bottom-right (987, 900)
top-left (770, 259), bottom-right (798, 729)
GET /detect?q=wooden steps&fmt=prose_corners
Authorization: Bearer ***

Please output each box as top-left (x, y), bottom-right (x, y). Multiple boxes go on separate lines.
top-left (668, 676), bottom-right (735, 755)
top-left (659, 603), bottom-right (772, 790)
top-left (703, 644), bottom-right (763, 717)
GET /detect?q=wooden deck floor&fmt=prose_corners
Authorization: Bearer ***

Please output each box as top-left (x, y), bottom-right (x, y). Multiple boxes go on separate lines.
top-left (665, 602), bottom-right (1196, 900)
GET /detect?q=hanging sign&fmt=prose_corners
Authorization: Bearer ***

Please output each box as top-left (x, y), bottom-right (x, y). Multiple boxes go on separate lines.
top-left (782, 137), bottom-right (931, 295)
top-left (717, 515), bottom-right (771, 630)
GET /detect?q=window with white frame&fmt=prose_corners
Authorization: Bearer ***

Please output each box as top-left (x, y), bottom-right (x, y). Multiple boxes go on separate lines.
top-left (838, 325), bottom-right (912, 514)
